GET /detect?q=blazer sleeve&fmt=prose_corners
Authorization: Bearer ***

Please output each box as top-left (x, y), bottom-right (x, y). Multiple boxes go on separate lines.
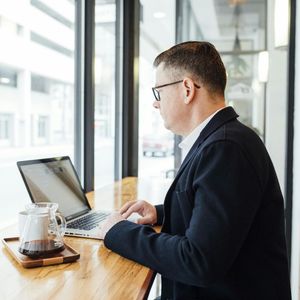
top-left (155, 204), bottom-right (164, 225)
top-left (104, 141), bottom-right (263, 287)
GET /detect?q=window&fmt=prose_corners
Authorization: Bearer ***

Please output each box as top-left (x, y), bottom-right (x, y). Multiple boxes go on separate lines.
top-left (178, 0), bottom-right (267, 140)
top-left (0, 0), bottom-right (75, 227)
top-left (94, 0), bottom-right (116, 188)
top-left (31, 74), bottom-right (49, 93)
top-left (138, 0), bottom-right (176, 181)
top-left (0, 66), bottom-right (17, 87)
top-left (224, 53), bottom-right (265, 139)
top-left (37, 115), bottom-right (48, 138)
top-left (0, 114), bottom-right (12, 143)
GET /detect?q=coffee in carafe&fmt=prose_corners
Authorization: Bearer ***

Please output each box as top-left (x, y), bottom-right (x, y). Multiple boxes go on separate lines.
top-left (18, 203), bottom-right (66, 258)
top-left (19, 240), bottom-right (65, 257)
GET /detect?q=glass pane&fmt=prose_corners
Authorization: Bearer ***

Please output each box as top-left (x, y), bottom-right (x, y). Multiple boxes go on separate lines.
top-left (223, 53), bottom-right (265, 138)
top-left (0, 0), bottom-right (75, 227)
top-left (138, 0), bottom-right (176, 180)
top-left (179, 0), bottom-right (266, 52)
top-left (94, 0), bottom-right (116, 188)
top-left (178, 0), bottom-right (267, 140)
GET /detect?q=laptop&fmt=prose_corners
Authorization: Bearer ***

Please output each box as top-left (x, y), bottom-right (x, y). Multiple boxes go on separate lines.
top-left (17, 156), bottom-right (111, 240)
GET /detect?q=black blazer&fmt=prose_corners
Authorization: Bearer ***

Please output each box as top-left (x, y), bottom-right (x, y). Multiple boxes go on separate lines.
top-left (105, 107), bottom-right (291, 300)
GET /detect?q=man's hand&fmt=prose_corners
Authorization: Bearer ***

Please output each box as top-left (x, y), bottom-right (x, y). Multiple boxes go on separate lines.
top-left (98, 211), bottom-right (125, 240)
top-left (119, 200), bottom-right (157, 225)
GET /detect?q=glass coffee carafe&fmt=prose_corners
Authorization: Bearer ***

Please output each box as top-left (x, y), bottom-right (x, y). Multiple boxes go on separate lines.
top-left (18, 202), bottom-right (66, 258)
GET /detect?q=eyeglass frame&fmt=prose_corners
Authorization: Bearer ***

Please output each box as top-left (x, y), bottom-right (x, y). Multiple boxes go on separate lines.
top-left (152, 80), bottom-right (200, 101)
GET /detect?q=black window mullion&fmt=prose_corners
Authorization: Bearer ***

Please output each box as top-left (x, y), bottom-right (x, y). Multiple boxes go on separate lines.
top-left (122, 0), bottom-right (140, 177)
top-left (83, 0), bottom-right (95, 192)
top-left (74, 0), bottom-right (84, 182)
top-left (285, 0), bottom-right (296, 271)
top-left (174, 0), bottom-right (183, 173)
top-left (114, 0), bottom-right (124, 181)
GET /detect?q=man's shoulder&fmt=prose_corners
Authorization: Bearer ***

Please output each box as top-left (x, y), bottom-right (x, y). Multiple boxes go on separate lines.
top-left (205, 118), bottom-right (262, 145)
top-left (198, 119), bottom-right (268, 168)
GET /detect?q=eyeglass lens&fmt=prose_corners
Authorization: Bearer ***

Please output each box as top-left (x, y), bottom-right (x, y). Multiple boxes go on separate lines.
top-left (152, 88), bottom-right (160, 101)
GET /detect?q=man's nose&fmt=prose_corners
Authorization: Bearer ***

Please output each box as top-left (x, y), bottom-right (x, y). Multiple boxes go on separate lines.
top-left (153, 101), bottom-right (160, 109)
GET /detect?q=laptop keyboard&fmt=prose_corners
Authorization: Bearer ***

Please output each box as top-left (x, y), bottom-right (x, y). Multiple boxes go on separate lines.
top-left (67, 212), bottom-right (109, 230)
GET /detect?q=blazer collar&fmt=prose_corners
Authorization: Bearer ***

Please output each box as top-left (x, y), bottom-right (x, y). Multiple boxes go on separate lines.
top-left (174, 106), bottom-right (239, 181)
top-left (194, 106), bottom-right (238, 147)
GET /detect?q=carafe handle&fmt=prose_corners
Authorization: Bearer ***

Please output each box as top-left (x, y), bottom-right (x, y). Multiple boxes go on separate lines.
top-left (56, 213), bottom-right (66, 236)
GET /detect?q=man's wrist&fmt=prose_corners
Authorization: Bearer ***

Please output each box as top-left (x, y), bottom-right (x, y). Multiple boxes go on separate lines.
top-left (104, 220), bottom-right (130, 248)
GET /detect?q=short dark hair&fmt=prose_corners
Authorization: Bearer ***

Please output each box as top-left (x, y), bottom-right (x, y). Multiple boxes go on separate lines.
top-left (153, 41), bottom-right (227, 95)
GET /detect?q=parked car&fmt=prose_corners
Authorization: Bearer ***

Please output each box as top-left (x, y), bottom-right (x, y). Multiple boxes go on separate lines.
top-left (142, 133), bottom-right (174, 157)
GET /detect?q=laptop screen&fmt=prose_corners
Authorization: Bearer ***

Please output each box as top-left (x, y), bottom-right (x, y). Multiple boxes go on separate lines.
top-left (17, 157), bottom-right (91, 221)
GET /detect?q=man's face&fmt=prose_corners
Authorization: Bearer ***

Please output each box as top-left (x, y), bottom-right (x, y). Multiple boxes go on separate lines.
top-left (153, 64), bottom-right (187, 135)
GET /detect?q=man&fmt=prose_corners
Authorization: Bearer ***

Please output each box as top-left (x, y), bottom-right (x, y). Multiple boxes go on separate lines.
top-left (98, 41), bottom-right (291, 299)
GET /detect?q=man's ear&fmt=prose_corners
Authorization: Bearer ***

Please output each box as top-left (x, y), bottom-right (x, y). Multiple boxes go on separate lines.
top-left (182, 77), bottom-right (196, 104)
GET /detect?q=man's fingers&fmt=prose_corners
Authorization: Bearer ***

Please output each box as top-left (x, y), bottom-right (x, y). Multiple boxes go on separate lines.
top-left (122, 205), bottom-right (138, 219)
top-left (119, 200), bottom-right (137, 214)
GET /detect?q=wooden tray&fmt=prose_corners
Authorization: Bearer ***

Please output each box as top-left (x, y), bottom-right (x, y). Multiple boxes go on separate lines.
top-left (2, 237), bottom-right (80, 268)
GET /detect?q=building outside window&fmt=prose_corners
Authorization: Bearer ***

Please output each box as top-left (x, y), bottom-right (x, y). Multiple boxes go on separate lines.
top-left (0, 0), bottom-right (75, 227)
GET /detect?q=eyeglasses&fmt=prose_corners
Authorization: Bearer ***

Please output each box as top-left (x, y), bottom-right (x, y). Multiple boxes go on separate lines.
top-left (152, 80), bottom-right (200, 101)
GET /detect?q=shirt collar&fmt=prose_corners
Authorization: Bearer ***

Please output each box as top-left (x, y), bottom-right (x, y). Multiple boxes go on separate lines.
top-left (179, 107), bottom-right (225, 161)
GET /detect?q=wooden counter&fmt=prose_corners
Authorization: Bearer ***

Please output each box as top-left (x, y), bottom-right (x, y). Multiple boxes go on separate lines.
top-left (0, 177), bottom-right (171, 300)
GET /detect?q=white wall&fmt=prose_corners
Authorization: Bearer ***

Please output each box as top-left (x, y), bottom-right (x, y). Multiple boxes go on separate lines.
top-left (291, 0), bottom-right (300, 297)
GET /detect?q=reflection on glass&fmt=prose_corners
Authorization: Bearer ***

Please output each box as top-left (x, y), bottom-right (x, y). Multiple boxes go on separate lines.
top-left (178, 0), bottom-right (267, 140)
top-left (94, 0), bottom-right (116, 188)
top-left (0, 0), bottom-right (75, 227)
top-left (224, 54), bottom-right (265, 139)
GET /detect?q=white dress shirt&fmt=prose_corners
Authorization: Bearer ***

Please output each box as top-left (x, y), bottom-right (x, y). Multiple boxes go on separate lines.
top-left (179, 107), bottom-right (225, 161)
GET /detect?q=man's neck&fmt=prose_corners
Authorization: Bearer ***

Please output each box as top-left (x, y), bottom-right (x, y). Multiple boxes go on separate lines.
top-left (183, 102), bottom-right (226, 136)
